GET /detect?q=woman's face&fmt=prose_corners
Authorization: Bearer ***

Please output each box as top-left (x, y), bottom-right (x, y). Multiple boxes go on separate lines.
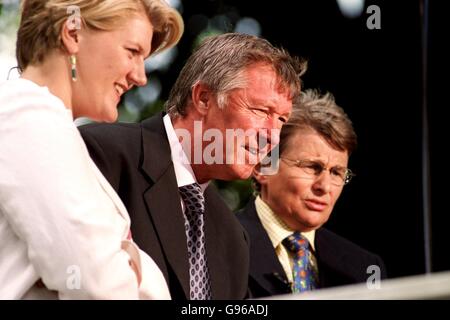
top-left (72, 13), bottom-right (153, 122)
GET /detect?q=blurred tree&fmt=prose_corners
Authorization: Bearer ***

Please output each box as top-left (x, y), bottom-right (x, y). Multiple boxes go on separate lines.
top-left (0, 1), bottom-right (20, 80)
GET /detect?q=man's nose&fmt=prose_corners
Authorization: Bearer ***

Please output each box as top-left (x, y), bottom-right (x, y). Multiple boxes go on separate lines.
top-left (258, 128), bottom-right (280, 150)
top-left (312, 170), bottom-right (332, 194)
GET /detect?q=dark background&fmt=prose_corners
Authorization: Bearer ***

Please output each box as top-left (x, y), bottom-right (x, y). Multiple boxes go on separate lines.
top-left (146, 0), bottom-right (447, 280)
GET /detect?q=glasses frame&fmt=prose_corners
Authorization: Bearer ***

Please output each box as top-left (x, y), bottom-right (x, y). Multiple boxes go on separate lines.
top-left (280, 157), bottom-right (355, 186)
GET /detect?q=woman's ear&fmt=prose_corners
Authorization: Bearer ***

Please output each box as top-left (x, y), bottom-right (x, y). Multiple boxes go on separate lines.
top-left (191, 82), bottom-right (213, 117)
top-left (60, 19), bottom-right (81, 54)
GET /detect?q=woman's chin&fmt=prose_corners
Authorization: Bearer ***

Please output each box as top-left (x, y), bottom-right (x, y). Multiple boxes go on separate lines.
top-left (97, 107), bottom-right (118, 123)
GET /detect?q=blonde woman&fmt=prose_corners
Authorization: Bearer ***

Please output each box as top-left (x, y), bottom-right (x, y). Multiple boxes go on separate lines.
top-left (0, 0), bottom-right (183, 299)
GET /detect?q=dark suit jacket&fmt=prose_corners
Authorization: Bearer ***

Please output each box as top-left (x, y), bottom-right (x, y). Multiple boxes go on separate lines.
top-left (236, 199), bottom-right (387, 298)
top-left (79, 113), bottom-right (249, 300)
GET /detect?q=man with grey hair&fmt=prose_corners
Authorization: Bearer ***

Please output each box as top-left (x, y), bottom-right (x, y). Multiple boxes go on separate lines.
top-left (80, 33), bottom-right (306, 300)
top-left (237, 89), bottom-right (387, 297)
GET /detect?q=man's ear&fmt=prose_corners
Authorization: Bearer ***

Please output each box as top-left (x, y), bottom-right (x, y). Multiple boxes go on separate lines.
top-left (191, 82), bottom-right (213, 117)
top-left (60, 19), bottom-right (81, 55)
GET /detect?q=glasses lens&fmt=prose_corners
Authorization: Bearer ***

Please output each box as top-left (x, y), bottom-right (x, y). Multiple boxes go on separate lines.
top-left (329, 167), bottom-right (346, 186)
top-left (284, 158), bottom-right (353, 186)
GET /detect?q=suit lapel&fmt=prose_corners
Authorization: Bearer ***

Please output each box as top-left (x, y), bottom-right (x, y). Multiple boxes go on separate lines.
top-left (89, 157), bottom-right (130, 226)
top-left (241, 200), bottom-right (291, 295)
top-left (315, 228), bottom-right (350, 287)
top-left (203, 188), bottom-right (228, 299)
top-left (140, 113), bottom-right (190, 298)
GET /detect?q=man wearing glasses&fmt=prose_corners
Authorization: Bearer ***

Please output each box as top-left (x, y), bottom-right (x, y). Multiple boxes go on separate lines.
top-left (237, 89), bottom-right (387, 297)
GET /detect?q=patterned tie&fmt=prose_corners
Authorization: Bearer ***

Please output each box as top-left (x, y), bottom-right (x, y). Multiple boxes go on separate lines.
top-left (282, 232), bottom-right (317, 293)
top-left (179, 183), bottom-right (212, 300)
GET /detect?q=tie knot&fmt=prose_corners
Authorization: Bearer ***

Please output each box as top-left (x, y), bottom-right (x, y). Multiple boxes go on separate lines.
top-left (282, 232), bottom-right (309, 255)
top-left (179, 183), bottom-right (205, 213)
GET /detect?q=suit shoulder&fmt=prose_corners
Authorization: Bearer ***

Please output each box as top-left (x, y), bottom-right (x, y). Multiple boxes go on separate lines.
top-left (79, 122), bottom-right (140, 139)
top-left (318, 228), bottom-right (384, 262)
top-left (79, 122), bottom-right (142, 150)
top-left (235, 207), bottom-right (246, 221)
top-left (235, 199), bottom-right (256, 223)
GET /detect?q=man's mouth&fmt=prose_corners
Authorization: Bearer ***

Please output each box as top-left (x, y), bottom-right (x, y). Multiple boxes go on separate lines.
top-left (114, 83), bottom-right (127, 97)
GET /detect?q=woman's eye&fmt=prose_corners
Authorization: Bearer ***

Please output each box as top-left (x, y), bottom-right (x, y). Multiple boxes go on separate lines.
top-left (127, 48), bottom-right (139, 55)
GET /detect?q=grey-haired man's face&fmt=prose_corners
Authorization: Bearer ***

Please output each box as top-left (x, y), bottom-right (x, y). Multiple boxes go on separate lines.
top-left (193, 63), bottom-right (292, 181)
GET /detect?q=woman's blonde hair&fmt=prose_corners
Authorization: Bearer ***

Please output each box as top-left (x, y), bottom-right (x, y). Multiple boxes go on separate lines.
top-left (16, 0), bottom-right (184, 70)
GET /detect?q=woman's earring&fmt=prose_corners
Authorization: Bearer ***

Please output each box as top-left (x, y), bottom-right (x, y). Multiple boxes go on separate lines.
top-left (70, 55), bottom-right (77, 82)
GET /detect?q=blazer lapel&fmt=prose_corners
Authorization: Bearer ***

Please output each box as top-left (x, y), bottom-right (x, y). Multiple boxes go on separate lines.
top-left (241, 200), bottom-right (291, 295)
top-left (89, 158), bottom-right (130, 227)
top-left (315, 228), bottom-right (350, 288)
top-left (140, 113), bottom-right (190, 298)
top-left (203, 188), bottom-right (229, 299)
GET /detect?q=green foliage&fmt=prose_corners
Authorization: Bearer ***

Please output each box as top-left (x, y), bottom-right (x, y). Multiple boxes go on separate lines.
top-left (214, 179), bottom-right (254, 211)
top-left (138, 99), bottom-right (166, 121)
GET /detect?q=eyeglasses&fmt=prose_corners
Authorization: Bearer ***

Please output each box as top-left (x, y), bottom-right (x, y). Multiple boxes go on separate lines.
top-left (280, 158), bottom-right (355, 186)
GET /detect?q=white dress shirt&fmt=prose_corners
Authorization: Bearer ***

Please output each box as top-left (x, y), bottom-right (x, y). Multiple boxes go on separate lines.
top-left (163, 114), bottom-right (208, 210)
top-left (0, 79), bottom-right (170, 299)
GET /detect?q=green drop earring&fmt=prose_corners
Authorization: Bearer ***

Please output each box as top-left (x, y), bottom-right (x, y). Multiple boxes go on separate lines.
top-left (70, 55), bottom-right (77, 82)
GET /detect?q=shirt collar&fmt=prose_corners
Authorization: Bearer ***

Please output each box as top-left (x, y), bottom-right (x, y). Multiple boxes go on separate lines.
top-left (163, 114), bottom-right (209, 192)
top-left (254, 195), bottom-right (316, 251)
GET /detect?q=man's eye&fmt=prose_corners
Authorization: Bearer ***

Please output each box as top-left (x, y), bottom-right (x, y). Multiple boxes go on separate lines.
top-left (252, 109), bottom-right (268, 117)
top-left (310, 163), bottom-right (324, 174)
top-left (331, 168), bottom-right (346, 177)
top-left (299, 161), bottom-right (322, 174)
